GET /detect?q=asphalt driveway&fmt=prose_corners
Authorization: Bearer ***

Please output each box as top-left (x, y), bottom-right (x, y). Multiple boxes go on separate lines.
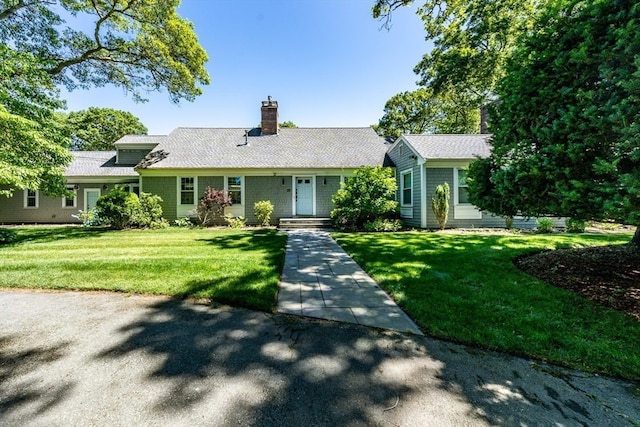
top-left (1, 290), bottom-right (638, 426)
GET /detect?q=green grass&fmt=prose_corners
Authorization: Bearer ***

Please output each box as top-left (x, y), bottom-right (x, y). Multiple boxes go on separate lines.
top-left (333, 231), bottom-right (640, 381)
top-left (0, 227), bottom-right (287, 311)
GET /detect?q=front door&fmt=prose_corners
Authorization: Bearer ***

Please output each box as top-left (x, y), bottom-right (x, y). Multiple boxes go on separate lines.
top-left (295, 177), bottom-right (313, 216)
top-left (84, 189), bottom-right (101, 211)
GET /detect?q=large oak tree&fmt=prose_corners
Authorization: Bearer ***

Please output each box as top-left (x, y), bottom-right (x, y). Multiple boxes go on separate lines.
top-left (67, 107), bottom-right (147, 151)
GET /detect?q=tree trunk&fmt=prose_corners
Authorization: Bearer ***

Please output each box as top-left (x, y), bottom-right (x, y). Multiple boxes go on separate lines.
top-left (631, 226), bottom-right (640, 249)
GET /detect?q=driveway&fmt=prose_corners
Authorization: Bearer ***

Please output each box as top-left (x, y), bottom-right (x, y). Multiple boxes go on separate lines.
top-left (1, 290), bottom-right (638, 426)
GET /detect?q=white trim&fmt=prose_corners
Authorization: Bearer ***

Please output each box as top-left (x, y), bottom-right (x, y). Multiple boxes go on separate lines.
top-left (420, 164), bottom-right (427, 228)
top-left (177, 176), bottom-right (197, 218)
top-left (293, 176), bottom-right (314, 216)
top-left (386, 136), bottom-right (424, 164)
top-left (400, 168), bottom-right (413, 207)
top-left (83, 188), bottom-right (101, 211)
top-left (224, 175), bottom-right (245, 218)
top-left (62, 186), bottom-right (78, 209)
top-left (23, 189), bottom-right (39, 209)
top-left (453, 168), bottom-right (482, 220)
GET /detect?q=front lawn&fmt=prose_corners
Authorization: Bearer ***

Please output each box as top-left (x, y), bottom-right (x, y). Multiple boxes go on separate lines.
top-left (333, 231), bottom-right (640, 380)
top-left (0, 227), bottom-right (287, 311)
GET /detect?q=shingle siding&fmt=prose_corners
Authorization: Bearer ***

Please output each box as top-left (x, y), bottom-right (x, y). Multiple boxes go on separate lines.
top-left (387, 140), bottom-right (422, 228)
top-left (244, 176), bottom-right (293, 225)
top-left (197, 176), bottom-right (224, 194)
top-left (425, 168), bottom-right (455, 228)
top-left (316, 176), bottom-right (340, 217)
top-left (117, 149), bottom-right (151, 165)
top-left (142, 177), bottom-right (177, 221)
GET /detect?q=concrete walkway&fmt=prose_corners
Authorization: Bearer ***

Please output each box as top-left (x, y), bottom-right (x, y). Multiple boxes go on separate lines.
top-left (277, 230), bottom-right (422, 335)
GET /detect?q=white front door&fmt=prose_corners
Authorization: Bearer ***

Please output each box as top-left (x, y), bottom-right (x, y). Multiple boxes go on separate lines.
top-left (295, 177), bottom-right (313, 216)
top-left (84, 189), bottom-right (101, 211)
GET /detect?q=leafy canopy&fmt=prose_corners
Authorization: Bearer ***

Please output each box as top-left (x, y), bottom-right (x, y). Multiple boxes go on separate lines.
top-left (467, 0), bottom-right (640, 239)
top-left (66, 107), bottom-right (147, 151)
top-left (376, 87), bottom-right (479, 139)
top-left (0, 0), bottom-right (210, 103)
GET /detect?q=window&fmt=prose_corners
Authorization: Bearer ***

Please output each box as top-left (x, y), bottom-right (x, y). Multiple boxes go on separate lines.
top-left (24, 189), bottom-right (38, 208)
top-left (127, 184), bottom-right (140, 195)
top-left (62, 186), bottom-right (77, 208)
top-left (227, 176), bottom-right (242, 205)
top-left (180, 177), bottom-right (195, 205)
top-left (457, 169), bottom-right (469, 204)
top-left (401, 170), bottom-right (412, 206)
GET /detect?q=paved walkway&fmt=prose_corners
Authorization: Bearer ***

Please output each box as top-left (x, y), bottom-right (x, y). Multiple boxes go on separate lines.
top-left (277, 230), bottom-right (423, 335)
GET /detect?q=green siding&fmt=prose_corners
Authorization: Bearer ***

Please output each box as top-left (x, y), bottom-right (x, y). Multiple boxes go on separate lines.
top-left (197, 176), bottom-right (224, 194)
top-left (142, 177), bottom-right (178, 221)
top-left (244, 176), bottom-right (292, 225)
top-left (425, 168), bottom-right (455, 228)
top-left (117, 149), bottom-right (151, 165)
top-left (316, 176), bottom-right (340, 217)
top-left (387, 141), bottom-right (422, 228)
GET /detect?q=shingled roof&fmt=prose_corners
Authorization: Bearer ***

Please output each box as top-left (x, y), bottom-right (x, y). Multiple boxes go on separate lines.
top-left (65, 152), bottom-right (137, 177)
top-left (400, 134), bottom-right (492, 160)
top-left (137, 127), bottom-right (388, 169)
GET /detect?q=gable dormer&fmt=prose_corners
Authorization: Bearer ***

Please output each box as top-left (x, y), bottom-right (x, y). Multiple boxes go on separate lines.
top-left (114, 135), bottom-right (165, 165)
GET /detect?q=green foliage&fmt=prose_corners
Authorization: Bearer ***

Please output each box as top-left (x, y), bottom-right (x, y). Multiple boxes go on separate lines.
top-left (363, 218), bottom-right (403, 232)
top-left (0, 228), bottom-right (17, 245)
top-left (0, 0), bottom-right (210, 103)
top-left (173, 217), bottom-right (194, 228)
top-left (195, 187), bottom-right (232, 226)
top-left (467, 0), bottom-right (640, 239)
top-left (431, 182), bottom-right (450, 230)
top-left (372, 0), bottom-right (540, 107)
top-left (254, 200), bottom-right (274, 227)
top-left (131, 192), bottom-right (166, 229)
top-left (0, 45), bottom-right (71, 196)
top-left (95, 186), bottom-right (139, 229)
top-left (279, 121), bottom-right (297, 128)
top-left (536, 218), bottom-right (554, 234)
top-left (72, 209), bottom-right (104, 227)
top-left (565, 218), bottom-right (587, 234)
top-left (66, 107), bottom-right (147, 151)
top-left (224, 214), bottom-right (247, 229)
top-left (377, 87), bottom-right (480, 139)
top-left (504, 216), bottom-right (514, 230)
top-left (331, 166), bottom-right (399, 231)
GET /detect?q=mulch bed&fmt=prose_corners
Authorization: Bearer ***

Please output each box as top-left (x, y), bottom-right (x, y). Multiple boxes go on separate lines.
top-left (515, 244), bottom-right (640, 321)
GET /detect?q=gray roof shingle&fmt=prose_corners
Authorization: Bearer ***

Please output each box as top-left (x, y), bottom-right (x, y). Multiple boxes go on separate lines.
top-left (65, 152), bottom-right (137, 177)
top-left (114, 135), bottom-right (166, 146)
top-left (138, 127), bottom-right (388, 169)
top-left (400, 134), bottom-right (492, 160)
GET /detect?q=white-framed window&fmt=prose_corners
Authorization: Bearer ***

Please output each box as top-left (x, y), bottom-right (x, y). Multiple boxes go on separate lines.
top-left (456, 168), bottom-right (470, 204)
top-left (62, 185), bottom-right (77, 208)
top-left (400, 169), bottom-right (413, 206)
top-left (226, 176), bottom-right (243, 205)
top-left (126, 184), bottom-right (140, 195)
top-left (24, 189), bottom-right (39, 209)
top-left (179, 177), bottom-right (195, 205)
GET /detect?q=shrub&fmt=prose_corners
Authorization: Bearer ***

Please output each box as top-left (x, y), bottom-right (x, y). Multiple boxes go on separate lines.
top-left (536, 217), bottom-right (555, 233)
top-left (254, 200), bottom-right (274, 226)
top-left (173, 217), bottom-right (194, 227)
top-left (95, 185), bottom-right (139, 229)
top-left (72, 209), bottom-right (104, 227)
top-left (432, 182), bottom-right (450, 230)
top-left (224, 214), bottom-right (246, 229)
top-left (363, 218), bottom-right (403, 232)
top-left (130, 192), bottom-right (165, 228)
top-left (196, 187), bottom-right (232, 226)
top-left (504, 216), bottom-right (514, 229)
top-left (565, 218), bottom-right (587, 233)
top-left (0, 228), bottom-right (17, 245)
top-left (331, 166), bottom-right (398, 231)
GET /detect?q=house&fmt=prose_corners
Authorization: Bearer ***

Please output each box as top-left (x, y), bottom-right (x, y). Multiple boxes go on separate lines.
top-left (0, 97), bottom-right (556, 228)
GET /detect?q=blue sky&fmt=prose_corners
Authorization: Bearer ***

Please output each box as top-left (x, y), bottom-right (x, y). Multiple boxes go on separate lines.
top-left (62, 0), bottom-right (429, 135)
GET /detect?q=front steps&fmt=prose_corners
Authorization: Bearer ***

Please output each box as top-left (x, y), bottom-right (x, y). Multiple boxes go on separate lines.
top-left (278, 217), bottom-right (332, 230)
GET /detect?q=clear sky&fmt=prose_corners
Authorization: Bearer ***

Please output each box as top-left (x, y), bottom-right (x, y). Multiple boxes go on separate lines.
top-left (62, 0), bottom-right (429, 135)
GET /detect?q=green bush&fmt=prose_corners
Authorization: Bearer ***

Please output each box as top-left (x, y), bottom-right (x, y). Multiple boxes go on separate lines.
top-left (363, 218), bottom-right (403, 232)
top-left (72, 209), bottom-right (104, 227)
top-left (536, 217), bottom-right (555, 233)
top-left (224, 214), bottom-right (246, 229)
top-left (432, 182), bottom-right (450, 230)
top-left (0, 228), bottom-right (17, 245)
top-left (173, 217), bottom-right (194, 227)
top-left (96, 186), bottom-right (166, 229)
top-left (130, 192), bottom-right (165, 228)
top-left (565, 218), bottom-right (587, 233)
top-left (331, 166), bottom-right (398, 231)
top-left (254, 200), bottom-right (274, 226)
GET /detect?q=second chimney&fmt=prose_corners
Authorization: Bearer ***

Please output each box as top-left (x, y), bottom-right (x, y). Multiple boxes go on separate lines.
top-left (261, 96), bottom-right (279, 135)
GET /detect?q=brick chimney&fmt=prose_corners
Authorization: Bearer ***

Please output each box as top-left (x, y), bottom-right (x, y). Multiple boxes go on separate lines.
top-left (261, 96), bottom-right (279, 135)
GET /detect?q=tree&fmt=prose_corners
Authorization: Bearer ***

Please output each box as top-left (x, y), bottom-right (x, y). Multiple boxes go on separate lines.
top-left (195, 187), bottom-right (232, 226)
top-left (279, 121), bottom-right (298, 128)
top-left (466, 0), bottom-right (640, 245)
top-left (0, 0), bottom-right (210, 103)
top-left (372, 0), bottom-right (542, 106)
top-left (0, 44), bottom-right (71, 196)
top-left (66, 107), bottom-right (147, 151)
top-left (431, 182), bottom-right (450, 230)
top-left (376, 87), bottom-right (479, 139)
top-left (0, 0), bottom-right (209, 196)
top-left (331, 166), bottom-right (398, 230)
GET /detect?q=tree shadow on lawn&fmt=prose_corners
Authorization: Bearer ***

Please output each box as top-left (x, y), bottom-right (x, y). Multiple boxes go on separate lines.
top-left (8, 226), bottom-right (110, 246)
top-left (90, 298), bottom-right (638, 425)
